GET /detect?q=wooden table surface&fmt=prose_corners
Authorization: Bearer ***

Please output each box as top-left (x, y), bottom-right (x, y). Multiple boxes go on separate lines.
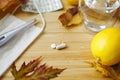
top-left (1, 0), bottom-right (120, 80)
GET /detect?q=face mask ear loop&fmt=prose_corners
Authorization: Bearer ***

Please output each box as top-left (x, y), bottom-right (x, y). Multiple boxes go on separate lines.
top-left (33, 0), bottom-right (46, 33)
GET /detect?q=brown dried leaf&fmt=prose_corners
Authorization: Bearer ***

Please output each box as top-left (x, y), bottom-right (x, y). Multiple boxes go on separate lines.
top-left (11, 56), bottom-right (65, 80)
top-left (58, 7), bottom-right (82, 26)
top-left (114, 8), bottom-right (120, 19)
top-left (0, 0), bottom-right (29, 11)
top-left (19, 0), bottom-right (29, 4)
top-left (0, 0), bottom-right (20, 11)
top-left (67, 7), bottom-right (79, 16)
top-left (58, 11), bottom-right (73, 25)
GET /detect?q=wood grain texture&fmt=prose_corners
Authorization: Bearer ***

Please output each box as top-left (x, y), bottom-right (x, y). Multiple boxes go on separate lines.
top-left (0, 0), bottom-right (119, 80)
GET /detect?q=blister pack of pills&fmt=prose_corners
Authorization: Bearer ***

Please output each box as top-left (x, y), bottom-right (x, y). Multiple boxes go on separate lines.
top-left (22, 0), bottom-right (63, 13)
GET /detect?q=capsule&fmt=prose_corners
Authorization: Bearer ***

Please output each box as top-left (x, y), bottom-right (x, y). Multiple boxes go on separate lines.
top-left (56, 43), bottom-right (67, 50)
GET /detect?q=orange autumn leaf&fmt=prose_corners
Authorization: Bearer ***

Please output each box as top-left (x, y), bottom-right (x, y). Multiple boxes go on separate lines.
top-left (86, 61), bottom-right (120, 80)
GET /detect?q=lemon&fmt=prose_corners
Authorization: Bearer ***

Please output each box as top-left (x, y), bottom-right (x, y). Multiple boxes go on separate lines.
top-left (66, 0), bottom-right (78, 6)
top-left (91, 28), bottom-right (120, 66)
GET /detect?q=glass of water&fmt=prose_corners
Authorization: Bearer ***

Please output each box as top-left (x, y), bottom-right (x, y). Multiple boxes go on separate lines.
top-left (79, 0), bottom-right (120, 32)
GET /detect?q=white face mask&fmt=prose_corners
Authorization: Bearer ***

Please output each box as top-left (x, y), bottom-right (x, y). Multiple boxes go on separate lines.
top-left (21, 0), bottom-right (63, 13)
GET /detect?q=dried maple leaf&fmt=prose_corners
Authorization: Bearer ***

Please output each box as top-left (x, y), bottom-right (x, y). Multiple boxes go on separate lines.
top-left (86, 61), bottom-right (120, 80)
top-left (11, 57), bottom-right (65, 80)
top-left (58, 7), bottom-right (82, 27)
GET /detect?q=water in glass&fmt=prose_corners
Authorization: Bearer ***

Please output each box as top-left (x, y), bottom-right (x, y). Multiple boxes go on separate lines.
top-left (79, 0), bottom-right (120, 32)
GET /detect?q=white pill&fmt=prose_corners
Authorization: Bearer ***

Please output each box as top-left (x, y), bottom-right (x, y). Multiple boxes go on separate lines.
top-left (56, 43), bottom-right (67, 50)
top-left (51, 43), bottom-right (57, 49)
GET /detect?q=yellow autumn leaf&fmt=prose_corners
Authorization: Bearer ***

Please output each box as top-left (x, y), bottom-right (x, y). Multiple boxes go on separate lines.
top-left (67, 13), bottom-right (82, 26)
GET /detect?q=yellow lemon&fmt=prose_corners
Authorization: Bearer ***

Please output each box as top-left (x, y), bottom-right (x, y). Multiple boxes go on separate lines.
top-left (66, 0), bottom-right (78, 6)
top-left (91, 28), bottom-right (120, 66)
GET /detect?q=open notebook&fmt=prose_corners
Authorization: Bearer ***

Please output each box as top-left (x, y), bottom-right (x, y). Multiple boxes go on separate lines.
top-left (0, 14), bottom-right (43, 76)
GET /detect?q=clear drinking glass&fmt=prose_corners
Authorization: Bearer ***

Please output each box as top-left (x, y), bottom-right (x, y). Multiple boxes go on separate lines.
top-left (79, 0), bottom-right (120, 32)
